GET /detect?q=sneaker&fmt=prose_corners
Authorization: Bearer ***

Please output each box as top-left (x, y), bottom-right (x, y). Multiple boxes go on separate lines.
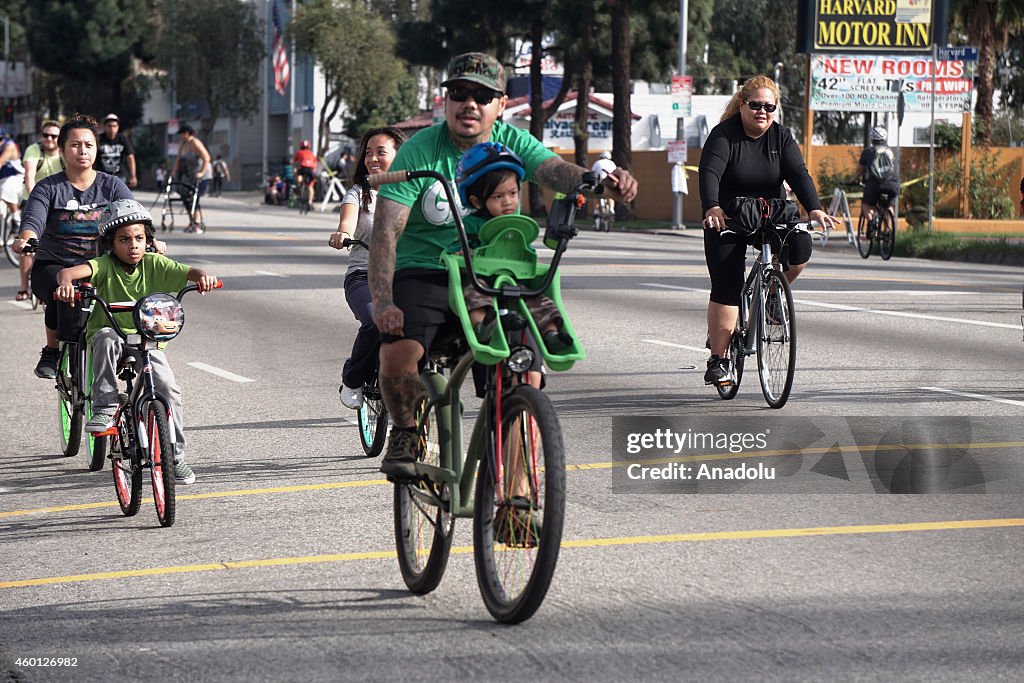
top-left (494, 498), bottom-right (540, 548)
top-left (703, 355), bottom-right (730, 385)
top-left (85, 408), bottom-right (117, 434)
top-left (339, 384), bottom-right (363, 409)
top-left (34, 345), bottom-right (60, 379)
top-left (174, 460), bottom-right (196, 485)
top-left (542, 329), bottom-right (573, 353)
top-left (380, 429), bottom-right (419, 479)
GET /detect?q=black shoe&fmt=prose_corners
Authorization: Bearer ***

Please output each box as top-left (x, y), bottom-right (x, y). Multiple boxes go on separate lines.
top-left (494, 497), bottom-right (540, 548)
top-left (542, 329), bottom-right (573, 353)
top-left (34, 346), bottom-right (60, 379)
top-left (703, 355), bottom-right (730, 385)
top-left (380, 429), bottom-right (419, 479)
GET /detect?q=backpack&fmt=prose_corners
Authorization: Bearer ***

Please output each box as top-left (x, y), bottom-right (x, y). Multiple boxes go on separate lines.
top-left (868, 145), bottom-right (895, 182)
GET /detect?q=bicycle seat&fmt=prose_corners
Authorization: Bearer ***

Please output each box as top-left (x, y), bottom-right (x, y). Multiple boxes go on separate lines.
top-left (441, 214), bottom-right (584, 370)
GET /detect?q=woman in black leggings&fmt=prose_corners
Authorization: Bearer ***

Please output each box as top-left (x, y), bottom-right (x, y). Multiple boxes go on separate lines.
top-left (698, 75), bottom-right (838, 386)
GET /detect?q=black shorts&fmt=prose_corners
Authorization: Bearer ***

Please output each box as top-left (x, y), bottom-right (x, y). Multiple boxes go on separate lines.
top-left (380, 270), bottom-right (460, 357)
top-left (704, 227), bottom-right (812, 306)
top-left (863, 182), bottom-right (899, 208)
top-left (296, 167), bottom-right (316, 183)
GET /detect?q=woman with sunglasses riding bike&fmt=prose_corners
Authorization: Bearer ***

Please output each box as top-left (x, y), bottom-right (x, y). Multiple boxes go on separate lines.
top-left (698, 75), bottom-right (838, 386)
top-left (12, 115), bottom-right (138, 380)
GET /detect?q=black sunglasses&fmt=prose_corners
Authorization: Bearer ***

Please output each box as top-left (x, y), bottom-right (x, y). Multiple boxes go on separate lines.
top-left (41, 133), bottom-right (58, 139)
top-left (746, 100), bottom-right (777, 113)
top-left (447, 86), bottom-right (502, 105)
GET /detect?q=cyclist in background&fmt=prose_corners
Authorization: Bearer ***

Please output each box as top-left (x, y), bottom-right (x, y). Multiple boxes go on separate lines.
top-left (11, 115), bottom-right (135, 379)
top-left (172, 124), bottom-right (211, 233)
top-left (328, 126), bottom-right (406, 410)
top-left (0, 128), bottom-right (25, 245)
top-left (590, 150), bottom-right (617, 225)
top-left (853, 126), bottom-right (900, 224)
top-left (292, 140), bottom-right (317, 209)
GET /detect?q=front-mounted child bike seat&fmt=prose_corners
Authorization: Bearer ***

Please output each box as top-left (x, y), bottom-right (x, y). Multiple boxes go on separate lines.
top-left (441, 214), bottom-right (584, 370)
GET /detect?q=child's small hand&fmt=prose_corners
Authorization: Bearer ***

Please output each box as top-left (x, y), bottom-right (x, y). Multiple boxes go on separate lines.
top-left (197, 275), bottom-right (219, 293)
top-left (54, 283), bottom-right (75, 305)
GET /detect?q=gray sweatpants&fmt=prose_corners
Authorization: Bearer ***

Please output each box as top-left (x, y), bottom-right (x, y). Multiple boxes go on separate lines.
top-left (90, 328), bottom-right (187, 460)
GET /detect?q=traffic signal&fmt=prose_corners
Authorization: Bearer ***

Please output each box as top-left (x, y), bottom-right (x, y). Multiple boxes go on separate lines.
top-left (3, 105), bottom-right (12, 124)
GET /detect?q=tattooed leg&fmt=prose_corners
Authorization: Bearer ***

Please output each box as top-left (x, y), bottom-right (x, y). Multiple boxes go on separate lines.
top-left (379, 338), bottom-right (425, 428)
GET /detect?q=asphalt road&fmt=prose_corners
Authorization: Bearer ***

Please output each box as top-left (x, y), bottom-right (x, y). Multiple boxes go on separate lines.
top-left (1, 192), bottom-right (1022, 682)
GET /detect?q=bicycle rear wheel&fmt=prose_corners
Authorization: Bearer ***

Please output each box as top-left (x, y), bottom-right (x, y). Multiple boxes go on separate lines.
top-left (111, 408), bottom-right (142, 517)
top-left (146, 400), bottom-right (176, 527)
top-left (715, 327), bottom-right (745, 400)
top-left (57, 349), bottom-right (83, 458)
top-left (474, 385), bottom-right (565, 624)
top-left (856, 214), bottom-right (873, 259)
top-left (357, 376), bottom-right (388, 457)
top-left (756, 269), bottom-right (796, 409)
top-left (394, 397), bottom-right (453, 593)
top-left (3, 214), bottom-right (18, 267)
top-left (878, 209), bottom-right (896, 260)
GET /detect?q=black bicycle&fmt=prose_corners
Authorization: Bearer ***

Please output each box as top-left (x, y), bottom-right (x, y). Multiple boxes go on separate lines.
top-left (715, 201), bottom-right (823, 409)
top-left (856, 189), bottom-right (896, 260)
top-left (65, 279), bottom-right (221, 526)
top-left (341, 237), bottom-right (389, 457)
top-left (22, 239), bottom-right (109, 470)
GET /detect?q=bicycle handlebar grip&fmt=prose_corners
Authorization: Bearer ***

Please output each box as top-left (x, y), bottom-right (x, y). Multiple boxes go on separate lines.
top-left (212, 280), bottom-right (224, 290)
top-left (366, 171), bottom-right (408, 188)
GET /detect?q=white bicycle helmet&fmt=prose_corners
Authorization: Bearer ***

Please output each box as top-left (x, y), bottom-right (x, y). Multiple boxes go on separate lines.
top-left (870, 126), bottom-right (888, 144)
top-left (98, 199), bottom-right (153, 237)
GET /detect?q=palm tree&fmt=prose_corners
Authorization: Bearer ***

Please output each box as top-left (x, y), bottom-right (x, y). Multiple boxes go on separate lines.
top-left (956, 0), bottom-right (1024, 144)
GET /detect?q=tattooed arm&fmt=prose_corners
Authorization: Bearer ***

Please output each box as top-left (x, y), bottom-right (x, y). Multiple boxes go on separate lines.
top-left (369, 197), bottom-right (412, 336)
top-left (534, 156), bottom-right (638, 204)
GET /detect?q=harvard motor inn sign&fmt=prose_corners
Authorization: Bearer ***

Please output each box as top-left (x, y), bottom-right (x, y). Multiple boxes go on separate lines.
top-left (797, 0), bottom-right (951, 54)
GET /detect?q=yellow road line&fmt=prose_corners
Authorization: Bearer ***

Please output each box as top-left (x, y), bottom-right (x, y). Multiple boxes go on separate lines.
top-left (4, 442), bottom-right (1021, 519)
top-left (2, 517), bottom-right (1021, 590)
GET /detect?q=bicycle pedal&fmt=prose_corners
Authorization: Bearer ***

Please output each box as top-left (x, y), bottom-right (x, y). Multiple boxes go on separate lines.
top-left (89, 427), bottom-right (118, 437)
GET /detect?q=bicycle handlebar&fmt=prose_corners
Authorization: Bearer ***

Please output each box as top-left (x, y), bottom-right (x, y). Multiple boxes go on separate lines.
top-left (367, 169), bottom-right (598, 299)
top-left (341, 237), bottom-right (368, 250)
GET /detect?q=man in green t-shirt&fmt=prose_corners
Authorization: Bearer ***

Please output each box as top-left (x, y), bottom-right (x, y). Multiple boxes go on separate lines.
top-left (370, 51), bottom-right (639, 478)
top-left (15, 120), bottom-right (63, 302)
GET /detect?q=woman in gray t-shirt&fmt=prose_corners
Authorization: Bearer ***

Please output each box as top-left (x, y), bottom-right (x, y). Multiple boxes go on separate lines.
top-left (328, 127), bottom-right (406, 409)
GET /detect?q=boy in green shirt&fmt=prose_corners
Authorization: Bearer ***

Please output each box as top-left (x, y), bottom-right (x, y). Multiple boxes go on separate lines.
top-left (54, 199), bottom-right (218, 485)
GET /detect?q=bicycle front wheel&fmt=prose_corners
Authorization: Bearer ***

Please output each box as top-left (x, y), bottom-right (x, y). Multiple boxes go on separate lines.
top-left (3, 214), bottom-right (18, 267)
top-left (357, 378), bottom-right (388, 457)
top-left (856, 214), bottom-right (873, 259)
top-left (146, 400), bottom-right (176, 527)
top-left (756, 269), bottom-right (797, 409)
top-left (84, 360), bottom-right (107, 471)
top-left (879, 209), bottom-right (896, 260)
top-left (394, 398), bottom-right (453, 594)
top-left (57, 350), bottom-right (83, 458)
top-left (474, 385), bottom-right (566, 624)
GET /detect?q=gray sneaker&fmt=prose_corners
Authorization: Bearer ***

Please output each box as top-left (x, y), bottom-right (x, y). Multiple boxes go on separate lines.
top-left (380, 429), bottom-right (419, 479)
top-left (174, 460), bottom-right (196, 485)
top-left (85, 408), bottom-right (117, 434)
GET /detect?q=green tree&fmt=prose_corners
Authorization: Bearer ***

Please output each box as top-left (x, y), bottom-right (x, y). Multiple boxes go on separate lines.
top-left (26, 0), bottom-right (153, 120)
top-left (291, 0), bottom-right (408, 153)
top-left (152, 0), bottom-right (263, 137)
top-left (952, 0), bottom-right (1024, 144)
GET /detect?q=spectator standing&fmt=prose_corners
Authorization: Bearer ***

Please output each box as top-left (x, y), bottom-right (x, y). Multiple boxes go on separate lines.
top-left (94, 113), bottom-right (138, 188)
top-left (211, 155), bottom-right (230, 196)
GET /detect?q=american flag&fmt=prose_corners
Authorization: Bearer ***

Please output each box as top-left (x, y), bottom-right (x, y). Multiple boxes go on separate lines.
top-left (271, 0), bottom-right (290, 96)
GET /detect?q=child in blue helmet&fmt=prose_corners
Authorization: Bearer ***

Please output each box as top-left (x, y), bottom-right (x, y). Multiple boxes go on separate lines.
top-left (455, 141), bottom-right (572, 354)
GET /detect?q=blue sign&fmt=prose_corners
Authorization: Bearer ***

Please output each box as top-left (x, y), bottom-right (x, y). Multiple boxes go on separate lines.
top-left (937, 46), bottom-right (978, 62)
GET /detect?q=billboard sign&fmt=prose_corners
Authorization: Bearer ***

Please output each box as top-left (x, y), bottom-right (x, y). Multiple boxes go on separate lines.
top-left (797, 0), bottom-right (950, 55)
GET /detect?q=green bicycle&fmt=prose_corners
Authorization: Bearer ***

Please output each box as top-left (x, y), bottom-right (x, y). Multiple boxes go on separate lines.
top-left (369, 169), bottom-right (593, 623)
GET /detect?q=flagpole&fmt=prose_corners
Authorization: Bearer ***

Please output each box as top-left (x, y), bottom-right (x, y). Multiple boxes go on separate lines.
top-left (261, 0), bottom-right (269, 183)
top-left (288, 0), bottom-right (296, 157)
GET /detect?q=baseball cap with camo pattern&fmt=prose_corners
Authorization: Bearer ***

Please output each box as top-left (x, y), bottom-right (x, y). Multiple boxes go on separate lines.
top-left (441, 52), bottom-right (506, 93)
